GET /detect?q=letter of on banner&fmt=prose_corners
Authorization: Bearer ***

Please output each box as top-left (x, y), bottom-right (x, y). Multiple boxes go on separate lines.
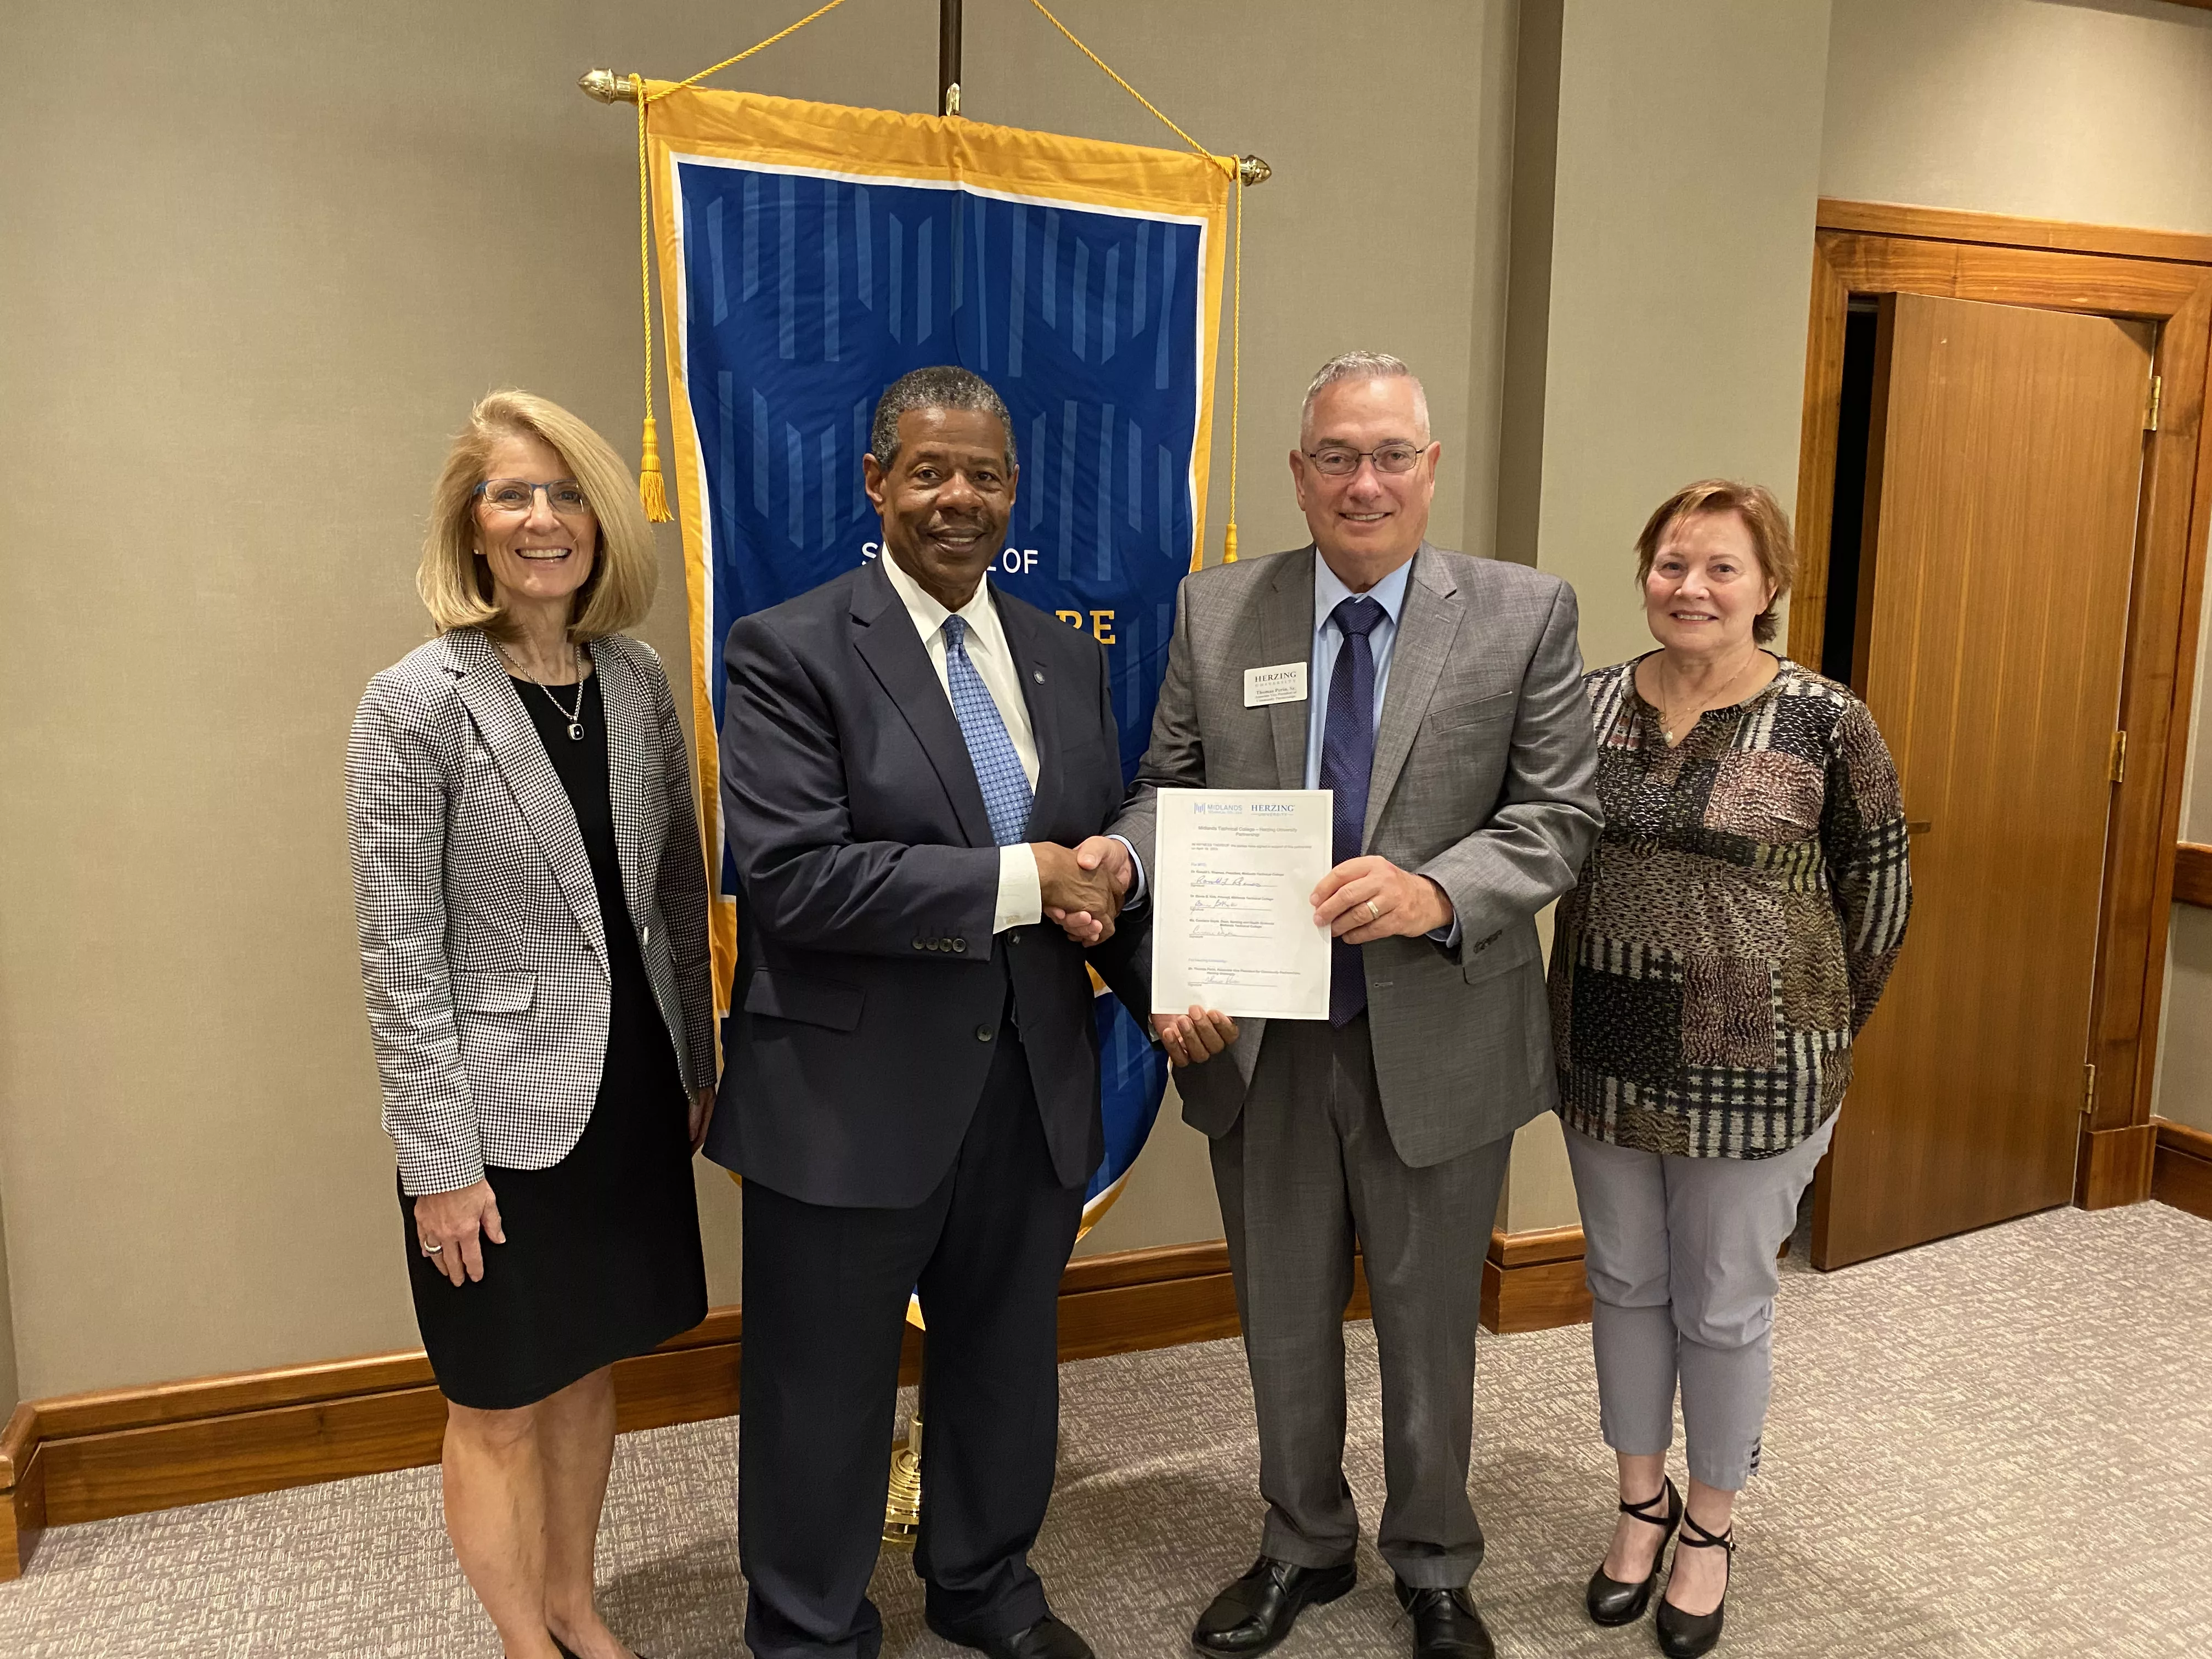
top-left (646, 86), bottom-right (1229, 1228)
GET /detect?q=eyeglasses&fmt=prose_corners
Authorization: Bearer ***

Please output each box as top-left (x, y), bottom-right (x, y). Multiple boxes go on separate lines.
top-left (1302, 443), bottom-right (1428, 477)
top-left (474, 478), bottom-right (595, 517)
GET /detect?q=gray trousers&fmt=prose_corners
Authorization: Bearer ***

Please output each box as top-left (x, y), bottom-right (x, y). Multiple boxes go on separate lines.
top-left (1562, 1115), bottom-right (1835, 1491)
top-left (1210, 1015), bottom-right (1512, 1589)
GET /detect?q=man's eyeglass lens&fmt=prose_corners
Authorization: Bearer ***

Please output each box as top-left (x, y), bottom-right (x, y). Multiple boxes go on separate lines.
top-left (477, 480), bottom-right (593, 516)
top-left (1307, 445), bottom-right (1424, 477)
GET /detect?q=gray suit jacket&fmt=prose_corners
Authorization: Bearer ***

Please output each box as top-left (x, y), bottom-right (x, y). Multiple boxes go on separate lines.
top-left (1110, 543), bottom-right (1602, 1166)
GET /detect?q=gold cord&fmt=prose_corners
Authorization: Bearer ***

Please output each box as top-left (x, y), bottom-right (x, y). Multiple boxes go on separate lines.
top-left (636, 82), bottom-right (672, 521)
top-left (1222, 166), bottom-right (1243, 566)
top-left (653, 0), bottom-right (855, 103)
top-left (1024, 0), bottom-right (1233, 176)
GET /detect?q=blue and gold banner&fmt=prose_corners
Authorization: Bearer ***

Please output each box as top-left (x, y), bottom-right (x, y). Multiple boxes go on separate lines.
top-left (648, 87), bottom-right (1228, 1222)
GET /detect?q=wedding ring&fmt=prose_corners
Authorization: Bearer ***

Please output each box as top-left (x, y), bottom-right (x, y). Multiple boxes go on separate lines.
top-left (1365, 899), bottom-right (1381, 923)
top-left (421, 1243), bottom-right (444, 1256)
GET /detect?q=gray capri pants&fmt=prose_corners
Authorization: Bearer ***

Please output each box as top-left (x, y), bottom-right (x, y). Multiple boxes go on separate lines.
top-left (1562, 1114), bottom-right (1835, 1491)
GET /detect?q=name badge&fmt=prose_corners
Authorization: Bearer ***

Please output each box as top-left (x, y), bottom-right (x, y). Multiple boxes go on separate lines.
top-left (1244, 662), bottom-right (1309, 708)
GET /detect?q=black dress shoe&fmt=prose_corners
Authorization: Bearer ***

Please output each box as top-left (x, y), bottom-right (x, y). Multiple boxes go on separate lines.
top-left (928, 1612), bottom-right (1095, 1659)
top-left (1654, 1513), bottom-right (1734, 1657)
top-left (1392, 1579), bottom-right (1495, 1659)
top-left (1192, 1556), bottom-right (1357, 1656)
top-left (1585, 1476), bottom-right (1683, 1625)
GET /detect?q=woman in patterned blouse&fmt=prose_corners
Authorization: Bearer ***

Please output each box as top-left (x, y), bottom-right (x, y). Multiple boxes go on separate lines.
top-left (1549, 480), bottom-right (1910, 1657)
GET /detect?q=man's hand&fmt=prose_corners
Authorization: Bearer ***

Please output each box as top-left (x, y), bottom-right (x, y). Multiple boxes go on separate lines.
top-left (1312, 855), bottom-right (1453, 944)
top-left (1153, 1005), bottom-right (1240, 1068)
top-left (689, 1085), bottom-right (715, 1154)
top-left (1040, 836), bottom-right (1132, 947)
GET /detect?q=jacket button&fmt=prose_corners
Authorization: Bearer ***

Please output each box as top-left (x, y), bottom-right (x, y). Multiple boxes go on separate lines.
top-left (952, 938), bottom-right (968, 953)
top-left (975, 1025), bottom-right (993, 1042)
top-left (940, 936), bottom-right (955, 951)
top-left (913, 939), bottom-right (926, 950)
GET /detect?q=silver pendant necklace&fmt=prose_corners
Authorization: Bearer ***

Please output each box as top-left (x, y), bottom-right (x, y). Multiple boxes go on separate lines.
top-left (506, 642), bottom-right (587, 741)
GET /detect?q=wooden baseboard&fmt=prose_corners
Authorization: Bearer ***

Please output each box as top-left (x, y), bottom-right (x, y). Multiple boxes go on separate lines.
top-left (2076, 1121), bottom-right (2159, 1209)
top-left (2152, 1116), bottom-right (2212, 1221)
top-left (2174, 842), bottom-right (2212, 909)
top-left (0, 1227), bottom-right (1590, 1577)
top-left (1482, 1223), bottom-right (1593, 1334)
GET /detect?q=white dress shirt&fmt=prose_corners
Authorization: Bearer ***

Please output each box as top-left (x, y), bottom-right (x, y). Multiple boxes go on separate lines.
top-left (879, 553), bottom-right (1043, 932)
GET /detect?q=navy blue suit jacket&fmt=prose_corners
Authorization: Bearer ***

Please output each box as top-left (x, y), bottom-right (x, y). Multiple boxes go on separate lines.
top-left (707, 557), bottom-right (1149, 1209)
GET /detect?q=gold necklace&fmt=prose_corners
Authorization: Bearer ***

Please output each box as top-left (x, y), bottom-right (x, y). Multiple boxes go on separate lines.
top-left (1655, 648), bottom-right (1760, 746)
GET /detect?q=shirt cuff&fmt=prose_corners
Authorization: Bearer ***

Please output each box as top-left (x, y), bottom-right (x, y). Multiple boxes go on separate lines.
top-left (996, 843), bottom-right (1043, 932)
top-left (1429, 916), bottom-right (1462, 948)
top-left (1111, 836), bottom-right (1148, 909)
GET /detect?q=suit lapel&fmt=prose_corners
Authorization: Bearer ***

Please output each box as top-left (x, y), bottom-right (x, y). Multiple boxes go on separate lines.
top-left (1260, 547), bottom-right (1317, 791)
top-left (592, 638), bottom-right (653, 930)
top-left (448, 629), bottom-right (609, 974)
top-left (998, 593), bottom-right (1063, 838)
top-left (1363, 544), bottom-right (1462, 848)
top-left (850, 560), bottom-right (996, 848)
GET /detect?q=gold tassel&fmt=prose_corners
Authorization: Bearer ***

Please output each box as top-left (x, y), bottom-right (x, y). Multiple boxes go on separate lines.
top-left (639, 415), bottom-right (673, 522)
top-left (1222, 522), bottom-right (1239, 564)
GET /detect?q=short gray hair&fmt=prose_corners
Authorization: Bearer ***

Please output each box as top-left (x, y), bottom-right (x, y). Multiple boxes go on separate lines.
top-left (1301, 351), bottom-right (1430, 442)
top-left (870, 366), bottom-right (1017, 469)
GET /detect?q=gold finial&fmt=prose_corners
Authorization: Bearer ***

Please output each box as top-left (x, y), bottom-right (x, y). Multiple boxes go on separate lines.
top-left (580, 67), bottom-right (639, 103)
top-left (1237, 155), bottom-right (1272, 187)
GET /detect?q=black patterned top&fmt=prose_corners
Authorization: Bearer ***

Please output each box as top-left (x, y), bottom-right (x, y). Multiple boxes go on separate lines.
top-left (1549, 655), bottom-right (1911, 1158)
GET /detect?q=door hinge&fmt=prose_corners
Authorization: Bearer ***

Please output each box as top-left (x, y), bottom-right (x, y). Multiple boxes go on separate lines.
top-left (2147, 374), bottom-right (2163, 432)
top-left (2083, 1062), bottom-right (2097, 1118)
top-left (2110, 730), bottom-right (2128, 784)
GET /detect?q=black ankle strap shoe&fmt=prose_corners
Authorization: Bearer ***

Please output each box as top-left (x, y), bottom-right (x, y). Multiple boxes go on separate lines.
top-left (1584, 1475), bottom-right (1683, 1626)
top-left (1655, 1512), bottom-right (1735, 1657)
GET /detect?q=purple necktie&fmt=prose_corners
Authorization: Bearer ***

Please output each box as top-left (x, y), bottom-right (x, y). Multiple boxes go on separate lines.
top-left (1322, 595), bottom-right (1386, 1025)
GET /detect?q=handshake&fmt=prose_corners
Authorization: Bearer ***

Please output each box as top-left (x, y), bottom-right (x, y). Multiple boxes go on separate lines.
top-left (1034, 834), bottom-right (1135, 949)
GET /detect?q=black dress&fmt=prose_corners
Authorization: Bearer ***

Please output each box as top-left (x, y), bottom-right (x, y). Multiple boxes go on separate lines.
top-left (400, 672), bottom-right (708, 1410)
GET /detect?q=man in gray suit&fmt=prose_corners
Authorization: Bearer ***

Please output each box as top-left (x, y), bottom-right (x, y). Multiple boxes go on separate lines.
top-left (1107, 353), bottom-right (1601, 1659)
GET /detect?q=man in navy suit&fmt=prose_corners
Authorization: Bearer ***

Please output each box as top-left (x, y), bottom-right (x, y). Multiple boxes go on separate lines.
top-left (708, 366), bottom-right (1230, 1659)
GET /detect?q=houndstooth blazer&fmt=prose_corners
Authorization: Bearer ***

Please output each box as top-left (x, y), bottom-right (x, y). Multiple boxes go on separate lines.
top-left (347, 627), bottom-right (718, 1196)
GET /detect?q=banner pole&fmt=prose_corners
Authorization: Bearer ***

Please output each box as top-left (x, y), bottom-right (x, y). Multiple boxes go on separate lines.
top-left (939, 0), bottom-right (963, 116)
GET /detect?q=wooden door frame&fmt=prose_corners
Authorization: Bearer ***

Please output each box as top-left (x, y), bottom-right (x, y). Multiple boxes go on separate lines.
top-left (1793, 200), bottom-right (2212, 1211)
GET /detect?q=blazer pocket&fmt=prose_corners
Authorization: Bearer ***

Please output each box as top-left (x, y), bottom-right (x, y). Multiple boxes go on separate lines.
top-left (453, 970), bottom-right (536, 1013)
top-left (743, 969), bottom-right (865, 1032)
top-left (1424, 691), bottom-right (1515, 736)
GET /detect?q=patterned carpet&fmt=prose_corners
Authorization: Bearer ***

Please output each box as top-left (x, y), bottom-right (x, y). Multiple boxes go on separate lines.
top-left (3, 1201), bottom-right (2208, 1658)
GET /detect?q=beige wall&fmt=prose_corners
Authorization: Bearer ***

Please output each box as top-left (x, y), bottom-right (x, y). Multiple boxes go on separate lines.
top-left (1821, 0), bottom-right (2212, 1131)
top-left (0, 0), bottom-right (1518, 1399)
top-left (1496, 0), bottom-right (1835, 1228)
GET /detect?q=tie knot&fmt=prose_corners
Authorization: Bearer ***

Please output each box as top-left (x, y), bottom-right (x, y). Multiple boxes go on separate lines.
top-left (1331, 595), bottom-right (1386, 640)
top-left (941, 615), bottom-right (968, 650)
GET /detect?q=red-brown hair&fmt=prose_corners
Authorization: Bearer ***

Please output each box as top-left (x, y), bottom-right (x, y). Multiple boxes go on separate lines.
top-left (1634, 479), bottom-right (1796, 646)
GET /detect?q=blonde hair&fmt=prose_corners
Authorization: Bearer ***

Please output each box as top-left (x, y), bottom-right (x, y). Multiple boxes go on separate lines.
top-left (1635, 479), bottom-right (1796, 646)
top-left (417, 390), bottom-right (657, 640)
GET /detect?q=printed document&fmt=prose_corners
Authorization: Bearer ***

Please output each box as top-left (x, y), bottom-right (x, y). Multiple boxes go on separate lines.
top-left (1153, 788), bottom-right (1334, 1022)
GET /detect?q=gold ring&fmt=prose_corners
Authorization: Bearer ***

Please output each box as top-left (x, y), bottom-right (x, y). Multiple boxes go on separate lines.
top-left (1365, 899), bottom-right (1381, 923)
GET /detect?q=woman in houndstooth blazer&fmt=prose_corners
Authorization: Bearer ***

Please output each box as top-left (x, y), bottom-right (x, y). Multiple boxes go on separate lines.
top-left (347, 390), bottom-right (716, 1659)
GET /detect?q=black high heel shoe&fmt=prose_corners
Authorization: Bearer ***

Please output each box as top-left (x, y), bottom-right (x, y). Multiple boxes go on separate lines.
top-left (1654, 1511), bottom-right (1734, 1657)
top-left (1583, 1476), bottom-right (1682, 1626)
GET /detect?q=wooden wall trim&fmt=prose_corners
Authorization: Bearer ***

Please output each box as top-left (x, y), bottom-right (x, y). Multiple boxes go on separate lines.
top-left (2175, 843), bottom-right (2212, 907)
top-left (2152, 1115), bottom-right (2212, 1221)
top-left (1818, 198), bottom-right (2212, 268)
top-left (0, 1230), bottom-right (1593, 1577)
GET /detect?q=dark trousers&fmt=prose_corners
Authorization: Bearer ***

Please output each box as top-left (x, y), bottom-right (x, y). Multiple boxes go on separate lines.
top-left (738, 1024), bottom-right (1085, 1659)
top-left (1211, 1014), bottom-right (1513, 1589)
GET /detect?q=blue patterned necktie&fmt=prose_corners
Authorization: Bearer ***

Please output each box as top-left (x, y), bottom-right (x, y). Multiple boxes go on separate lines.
top-left (1322, 595), bottom-right (1386, 1025)
top-left (942, 614), bottom-right (1035, 847)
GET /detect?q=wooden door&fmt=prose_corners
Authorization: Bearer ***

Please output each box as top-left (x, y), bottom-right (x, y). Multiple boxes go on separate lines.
top-left (1813, 292), bottom-right (2152, 1269)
